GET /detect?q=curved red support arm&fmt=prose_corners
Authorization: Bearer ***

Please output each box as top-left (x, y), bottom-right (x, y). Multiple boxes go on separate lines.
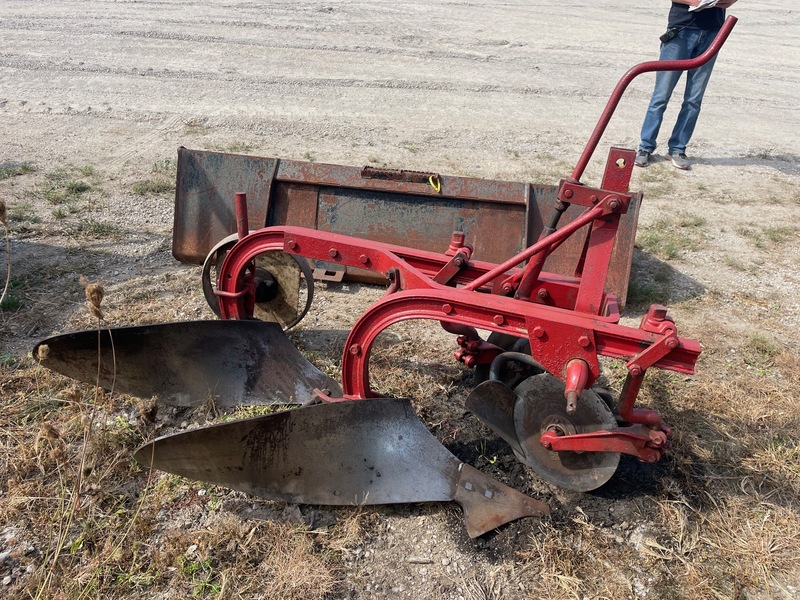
top-left (570, 16), bottom-right (738, 183)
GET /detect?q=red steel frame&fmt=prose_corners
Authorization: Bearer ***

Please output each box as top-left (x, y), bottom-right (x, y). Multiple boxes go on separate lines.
top-left (213, 18), bottom-right (735, 465)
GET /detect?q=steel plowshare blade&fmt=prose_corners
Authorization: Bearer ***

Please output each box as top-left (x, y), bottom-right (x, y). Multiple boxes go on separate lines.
top-left (33, 320), bottom-right (341, 407)
top-left (134, 398), bottom-right (550, 538)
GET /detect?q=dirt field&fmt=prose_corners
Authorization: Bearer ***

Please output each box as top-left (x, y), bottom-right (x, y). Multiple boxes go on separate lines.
top-left (1, 1), bottom-right (799, 598)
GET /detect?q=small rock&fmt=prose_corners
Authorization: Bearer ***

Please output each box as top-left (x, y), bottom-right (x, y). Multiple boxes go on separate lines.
top-left (186, 544), bottom-right (198, 556)
top-left (407, 556), bottom-right (432, 564)
top-left (2, 576), bottom-right (11, 586)
top-left (441, 557), bottom-right (451, 566)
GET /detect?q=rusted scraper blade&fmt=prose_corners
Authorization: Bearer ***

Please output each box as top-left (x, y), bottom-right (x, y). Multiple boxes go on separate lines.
top-left (134, 398), bottom-right (549, 537)
top-left (33, 320), bottom-right (341, 407)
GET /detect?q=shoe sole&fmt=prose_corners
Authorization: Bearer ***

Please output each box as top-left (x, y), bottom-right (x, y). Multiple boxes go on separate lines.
top-left (671, 158), bottom-right (690, 170)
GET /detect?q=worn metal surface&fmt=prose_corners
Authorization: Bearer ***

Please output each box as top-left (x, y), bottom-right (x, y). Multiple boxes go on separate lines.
top-left (465, 380), bottom-right (525, 456)
top-left (173, 148), bottom-right (276, 263)
top-left (512, 373), bottom-right (620, 492)
top-left (134, 398), bottom-right (549, 537)
top-left (33, 321), bottom-right (340, 406)
top-left (467, 374), bottom-right (620, 491)
top-left (173, 148), bottom-right (641, 305)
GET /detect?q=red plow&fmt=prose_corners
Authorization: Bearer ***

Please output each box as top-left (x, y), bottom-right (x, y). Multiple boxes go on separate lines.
top-left (35, 19), bottom-right (735, 537)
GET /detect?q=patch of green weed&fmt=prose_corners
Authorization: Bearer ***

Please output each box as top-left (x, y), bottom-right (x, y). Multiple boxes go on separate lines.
top-left (75, 219), bottom-right (123, 238)
top-left (0, 161), bottom-right (36, 180)
top-left (132, 179), bottom-right (173, 196)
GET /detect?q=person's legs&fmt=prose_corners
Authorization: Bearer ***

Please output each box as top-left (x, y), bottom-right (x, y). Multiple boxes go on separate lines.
top-left (638, 31), bottom-right (695, 154)
top-left (668, 29), bottom-right (719, 155)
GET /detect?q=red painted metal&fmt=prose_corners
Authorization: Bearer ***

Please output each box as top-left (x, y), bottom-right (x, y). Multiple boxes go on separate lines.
top-left (539, 425), bottom-right (667, 463)
top-left (210, 24), bottom-right (741, 471)
top-left (572, 148), bottom-right (635, 315)
top-left (216, 219), bottom-right (702, 375)
top-left (563, 359), bottom-right (590, 414)
top-left (234, 192), bottom-right (249, 240)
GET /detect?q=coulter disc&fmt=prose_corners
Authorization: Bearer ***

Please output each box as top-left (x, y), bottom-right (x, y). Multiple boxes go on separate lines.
top-left (202, 235), bottom-right (313, 330)
top-left (513, 373), bottom-right (620, 492)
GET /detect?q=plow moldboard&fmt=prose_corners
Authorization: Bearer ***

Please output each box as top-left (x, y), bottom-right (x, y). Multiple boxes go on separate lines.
top-left (33, 320), bottom-right (341, 407)
top-left (135, 398), bottom-right (549, 537)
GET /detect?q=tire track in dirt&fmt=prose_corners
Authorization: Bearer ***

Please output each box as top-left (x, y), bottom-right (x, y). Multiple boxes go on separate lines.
top-left (105, 114), bottom-right (184, 172)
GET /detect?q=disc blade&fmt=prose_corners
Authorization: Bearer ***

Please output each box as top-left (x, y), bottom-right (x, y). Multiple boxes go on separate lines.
top-left (33, 320), bottom-right (341, 407)
top-left (465, 380), bottom-right (525, 456)
top-left (134, 398), bottom-right (549, 537)
top-left (513, 373), bottom-right (620, 492)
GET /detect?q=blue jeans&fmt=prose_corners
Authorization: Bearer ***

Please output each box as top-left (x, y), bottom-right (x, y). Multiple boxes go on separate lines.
top-left (639, 27), bottom-right (719, 155)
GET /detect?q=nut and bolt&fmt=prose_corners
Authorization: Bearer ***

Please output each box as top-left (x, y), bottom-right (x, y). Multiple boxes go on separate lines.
top-left (608, 198), bottom-right (620, 210)
top-left (665, 337), bottom-right (679, 349)
top-left (493, 315), bottom-right (505, 326)
top-left (349, 344), bottom-right (362, 356)
top-left (563, 189), bottom-right (574, 199)
top-left (578, 335), bottom-right (591, 348)
top-left (629, 364), bottom-right (642, 377)
top-left (442, 303), bottom-right (453, 314)
top-left (286, 239), bottom-right (297, 250)
top-left (537, 289), bottom-right (549, 300)
top-left (532, 326), bottom-right (546, 339)
top-left (329, 248), bottom-right (339, 258)
top-left (359, 254), bottom-right (369, 264)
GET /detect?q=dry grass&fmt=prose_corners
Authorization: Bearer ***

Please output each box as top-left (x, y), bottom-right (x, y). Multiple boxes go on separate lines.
top-left (0, 361), bottom-right (358, 598)
top-left (3, 287), bottom-right (800, 599)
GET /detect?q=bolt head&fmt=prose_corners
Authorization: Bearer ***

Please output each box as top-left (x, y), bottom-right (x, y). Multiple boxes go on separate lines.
top-left (493, 315), bottom-right (504, 326)
top-left (665, 337), bottom-right (679, 349)
top-left (329, 248), bottom-right (338, 258)
top-left (563, 189), bottom-right (574, 199)
top-left (442, 303), bottom-right (453, 314)
top-left (578, 335), bottom-right (591, 348)
top-left (532, 326), bottom-right (545, 339)
top-left (349, 344), bottom-right (361, 356)
top-left (629, 364), bottom-right (642, 377)
top-left (286, 239), bottom-right (297, 250)
top-left (359, 254), bottom-right (369, 264)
